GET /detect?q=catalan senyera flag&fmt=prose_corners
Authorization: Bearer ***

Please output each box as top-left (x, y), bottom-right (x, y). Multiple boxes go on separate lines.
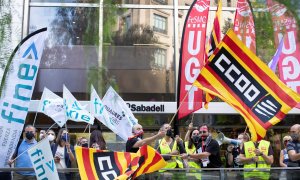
top-left (204, 0), bottom-right (222, 108)
top-left (193, 29), bottom-right (300, 141)
top-left (76, 145), bottom-right (167, 180)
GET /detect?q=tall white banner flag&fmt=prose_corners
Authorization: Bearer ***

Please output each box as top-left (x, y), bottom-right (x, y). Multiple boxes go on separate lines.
top-left (102, 86), bottom-right (138, 141)
top-left (63, 85), bottom-right (94, 124)
top-left (28, 138), bottom-right (59, 180)
top-left (38, 87), bottom-right (66, 127)
top-left (0, 28), bottom-right (47, 167)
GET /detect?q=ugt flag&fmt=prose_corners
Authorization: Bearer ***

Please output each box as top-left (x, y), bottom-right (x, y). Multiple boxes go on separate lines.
top-left (233, 0), bottom-right (256, 53)
top-left (28, 138), bottom-right (59, 180)
top-left (266, 0), bottom-right (300, 108)
top-left (0, 28), bottom-right (47, 167)
top-left (177, 0), bottom-right (210, 119)
top-left (75, 145), bottom-right (167, 180)
top-left (38, 87), bottom-right (66, 127)
top-left (90, 85), bottom-right (117, 132)
top-left (193, 29), bottom-right (300, 141)
top-left (102, 86), bottom-right (138, 141)
top-left (63, 85), bottom-right (94, 124)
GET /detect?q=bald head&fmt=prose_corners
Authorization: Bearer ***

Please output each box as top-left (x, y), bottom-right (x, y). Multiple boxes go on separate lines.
top-left (290, 124), bottom-right (300, 133)
top-left (132, 124), bottom-right (143, 135)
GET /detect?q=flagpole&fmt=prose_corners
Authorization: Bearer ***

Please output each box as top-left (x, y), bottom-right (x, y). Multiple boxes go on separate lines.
top-left (88, 124), bottom-right (91, 148)
top-left (45, 123), bottom-right (56, 133)
top-left (156, 85), bottom-right (195, 151)
top-left (83, 124), bottom-right (89, 133)
top-left (32, 112), bottom-right (38, 127)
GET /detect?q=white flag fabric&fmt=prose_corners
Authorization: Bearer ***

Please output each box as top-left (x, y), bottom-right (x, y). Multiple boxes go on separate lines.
top-left (28, 138), bottom-right (59, 180)
top-left (63, 85), bottom-right (94, 124)
top-left (38, 87), bottom-right (66, 127)
top-left (90, 86), bottom-right (116, 131)
top-left (0, 28), bottom-right (47, 167)
top-left (102, 86), bottom-right (138, 141)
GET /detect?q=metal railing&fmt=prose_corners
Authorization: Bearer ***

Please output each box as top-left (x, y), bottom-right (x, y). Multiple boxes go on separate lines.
top-left (1, 167), bottom-right (300, 180)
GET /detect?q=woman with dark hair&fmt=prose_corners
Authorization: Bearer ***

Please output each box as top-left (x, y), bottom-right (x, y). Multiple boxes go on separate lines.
top-left (51, 128), bottom-right (75, 180)
top-left (89, 129), bottom-right (107, 150)
top-left (184, 128), bottom-right (201, 168)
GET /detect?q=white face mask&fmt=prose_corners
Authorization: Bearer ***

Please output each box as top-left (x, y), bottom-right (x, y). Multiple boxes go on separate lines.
top-left (47, 134), bottom-right (55, 142)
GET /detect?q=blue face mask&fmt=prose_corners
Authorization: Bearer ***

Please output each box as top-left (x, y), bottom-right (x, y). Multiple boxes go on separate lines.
top-left (61, 134), bottom-right (69, 142)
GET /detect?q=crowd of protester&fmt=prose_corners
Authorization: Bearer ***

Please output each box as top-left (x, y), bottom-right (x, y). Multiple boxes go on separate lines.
top-left (3, 122), bottom-right (300, 179)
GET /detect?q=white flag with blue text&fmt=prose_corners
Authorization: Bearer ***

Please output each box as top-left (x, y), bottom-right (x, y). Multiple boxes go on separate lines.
top-left (28, 138), bottom-right (59, 180)
top-left (63, 85), bottom-right (94, 124)
top-left (38, 87), bottom-right (66, 127)
top-left (102, 86), bottom-right (138, 141)
top-left (90, 86), bottom-right (117, 132)
top-left (0, 28), bottom-right (47, 167)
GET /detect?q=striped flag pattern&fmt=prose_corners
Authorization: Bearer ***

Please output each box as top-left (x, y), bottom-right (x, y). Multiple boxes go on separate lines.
top-left (76, 145), bottom-right (167, 180)
top-left (194, 29), bottom-right (300, 141)
top-left (204, 0), bottom-right (222, 108)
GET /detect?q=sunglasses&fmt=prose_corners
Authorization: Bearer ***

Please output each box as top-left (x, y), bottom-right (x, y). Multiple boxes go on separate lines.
top-left (199, 131), bottom-right (207, 134)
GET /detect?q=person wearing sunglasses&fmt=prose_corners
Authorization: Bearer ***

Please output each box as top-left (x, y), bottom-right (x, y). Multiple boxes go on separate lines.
top-left (182, 124), bottom-right (222, 168)
top-left (279, 135), bottom-right (292, 167)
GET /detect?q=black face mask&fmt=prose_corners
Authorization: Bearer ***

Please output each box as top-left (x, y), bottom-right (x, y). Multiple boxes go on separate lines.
top-left (25, 132), bottom-right (34, 140)
top-left (81, 143), bottom-right (88, 148)
top-left (166, 129), bottom-right (173, 137)
top-left (192, 135), bottom-right (201, 144)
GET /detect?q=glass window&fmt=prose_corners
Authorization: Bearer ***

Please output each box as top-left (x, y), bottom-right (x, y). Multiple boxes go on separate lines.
top-left (29, 6), bottom-right (99, 98)
top-left (154, 48), bottom-right (166, 68)
top-left (153, 14), bottom-right (167, 34)
top-left (107, 9), bottom-right (174, 101)
top-left (153, 0), bottom-right (168, 5)
top-left (124, 15), bottom-right (131, 32)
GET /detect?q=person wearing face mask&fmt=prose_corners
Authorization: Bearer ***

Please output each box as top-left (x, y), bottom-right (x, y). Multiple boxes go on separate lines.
top-left (183, 123), bottom-right (201, 169)
top-left (287, 124), bottom-right (300, 167)
top-left (51, 128), bottom-right (75, 180)
top-left (126, 124), bottom-right (165, 153)
top-left (89, 129), bottom-right (106, 150)
top-left (182, 124), bottom-right (222, 168)
top-left (155, 123), bottom-right (186, 170)
top-left (8, 124), bottom-right (37, 179)
top-left (46, 129), bottom-right (56, 145)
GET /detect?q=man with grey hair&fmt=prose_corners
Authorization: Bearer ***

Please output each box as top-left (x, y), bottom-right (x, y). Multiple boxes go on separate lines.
top-left (287, 124), bottom-right (300, 167)
top-left (8, 124), bottom-right (37, 180)
top-left (126, 124), bottom-right (165, 153)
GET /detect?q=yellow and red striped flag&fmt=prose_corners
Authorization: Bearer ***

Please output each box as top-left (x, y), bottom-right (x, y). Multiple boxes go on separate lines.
top-left (204, 0), bottom-right (222, 108)
top-left (194, 29), bottom-right (300, 141)
top-left (76, 145), bottom-right (167, 180)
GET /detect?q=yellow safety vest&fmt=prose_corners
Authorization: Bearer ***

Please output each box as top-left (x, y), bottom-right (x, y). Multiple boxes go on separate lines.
top-left (243, 140), bottom-right (270, 180)
top-left (159, 138), bottom-right (183, 170)
top-left (184, 141), bottom-right (201, 169)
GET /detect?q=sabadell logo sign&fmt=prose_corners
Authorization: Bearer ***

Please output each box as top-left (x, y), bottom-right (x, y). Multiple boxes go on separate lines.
top-left (126, 103), bottom-right (165, 112)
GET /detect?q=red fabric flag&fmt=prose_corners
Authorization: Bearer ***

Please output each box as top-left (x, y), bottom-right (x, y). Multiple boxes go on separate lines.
top-left (194, 29), bottom-right (300, 141)
top-left (177, 0), bottom-right (210, 119)
top-left (266, 0), bottom-right (300, 108)
top-left (233, 0), bottom-right (256, 53)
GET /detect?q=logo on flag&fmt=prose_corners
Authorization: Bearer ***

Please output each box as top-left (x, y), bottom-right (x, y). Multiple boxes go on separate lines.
top-left (38, 87), bottom-right (66, 127)
top-left (0, 28), bottom-right (47, 167)
top-left (28, 138), bottom-right (59, 180)
top-left (194, 29), bottom-right (300, 141)
top-left (75, 145), bottom-right (166, 180)
top-left (63, 85), bottom-right (94, 124)
top-left (102, 87), bottom-right (138, 141)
